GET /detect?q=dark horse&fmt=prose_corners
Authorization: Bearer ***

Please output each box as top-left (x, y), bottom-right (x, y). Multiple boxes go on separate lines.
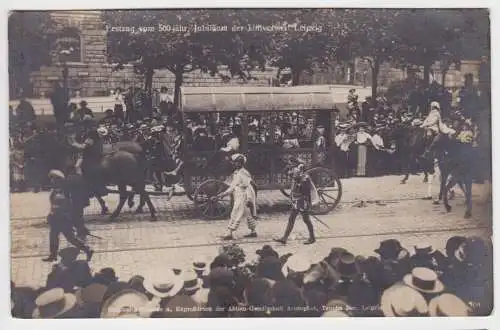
top-left (435, 133), bottom-right (474, 218)
top-left (70, 139), bottom-right (157, 221)
top-left (54, 133), bottom-right (112, 215)
top-left (391, 125), bottom-right (434, 184)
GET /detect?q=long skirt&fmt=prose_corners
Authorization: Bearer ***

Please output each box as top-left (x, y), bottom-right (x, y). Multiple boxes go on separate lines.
top-left (356, 145), bottom-right (367, 177)
top-left (12, 165), bottom-right (24, 182)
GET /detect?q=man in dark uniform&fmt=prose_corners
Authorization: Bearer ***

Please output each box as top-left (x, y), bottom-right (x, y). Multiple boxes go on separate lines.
top-left (71, 123), bottom-right (107, 197)
top-left (274, 158), bottom-right (316, 245)
top-left (64, 170), bottom-right (92, 240)
top-left (147, 125), bottom-right (167, 191)
top-left (43, 170), bottom-right (93, 262)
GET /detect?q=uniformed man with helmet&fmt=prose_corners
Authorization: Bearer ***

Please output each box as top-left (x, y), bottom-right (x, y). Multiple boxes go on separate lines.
top-left (42, 169), bottom-right (93, 262)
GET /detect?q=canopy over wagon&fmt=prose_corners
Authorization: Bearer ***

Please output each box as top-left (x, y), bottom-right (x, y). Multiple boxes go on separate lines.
top-left (180, 86), bottom-right (340, 113)
top-left (179, 86), bottom-right (343, 220)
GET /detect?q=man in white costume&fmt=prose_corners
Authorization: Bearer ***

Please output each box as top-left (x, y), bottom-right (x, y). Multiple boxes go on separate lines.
top-left (212, 154), bottom-right (258, 240)
top-left (420, 101), bottom-right (456, 158)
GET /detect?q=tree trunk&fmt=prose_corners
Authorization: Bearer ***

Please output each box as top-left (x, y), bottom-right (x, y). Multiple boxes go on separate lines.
top-left (423, 62), bottom-right (431, 88)
top-left (144, 68), bottom-right (154, 94)
top-left (173, 69), bottom-right (183, 106)
top-left (143, 68), bottom-right (154, 112)
top-left (371, 57), bottom-right (380, 100)
top-left (441, 67), bottom-right (449, 87)
top-left (291, 68), bottom-right (302, 86)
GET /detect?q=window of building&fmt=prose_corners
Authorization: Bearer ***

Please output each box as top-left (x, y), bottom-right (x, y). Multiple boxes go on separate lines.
top-left (55, 27), bottom-right (82, 63)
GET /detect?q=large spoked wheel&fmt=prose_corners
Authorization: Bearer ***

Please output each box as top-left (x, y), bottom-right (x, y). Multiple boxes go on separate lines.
top-left (307, 167), bottom-right (342, 214)
top-left (280, 167), bottom-right (342, 215)
top-left (194, 179), bottom-right (233, 220)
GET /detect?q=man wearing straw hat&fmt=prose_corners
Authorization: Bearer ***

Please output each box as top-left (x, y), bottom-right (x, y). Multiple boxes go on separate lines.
top-left (211, 153), bottom-right (258, 240)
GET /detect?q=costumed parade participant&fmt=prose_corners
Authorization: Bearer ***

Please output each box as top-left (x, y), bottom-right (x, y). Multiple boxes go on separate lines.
top-left (211, 153), bottom-right (258, 240)
top-left (43, 170), bottom-right (93, 262)
top-left (274, 158), bottom-right (320, 245)
top-left (420, 101), bottom-right (456, 158)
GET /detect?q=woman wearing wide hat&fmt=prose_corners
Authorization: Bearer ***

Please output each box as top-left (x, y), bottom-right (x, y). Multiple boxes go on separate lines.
top-left (353, 122), bottom-right (372, 177)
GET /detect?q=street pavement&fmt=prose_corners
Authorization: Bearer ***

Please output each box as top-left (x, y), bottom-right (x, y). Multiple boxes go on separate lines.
top-left (10, 174), bottom-right (493, 288)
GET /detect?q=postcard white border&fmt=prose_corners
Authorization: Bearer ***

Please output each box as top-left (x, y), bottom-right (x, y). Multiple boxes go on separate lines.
top-left (1, 1), bottom-right (498, 330)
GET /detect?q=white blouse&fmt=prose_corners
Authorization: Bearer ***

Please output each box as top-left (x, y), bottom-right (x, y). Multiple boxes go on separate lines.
top-left (356, 132), bottom-right (372, 144)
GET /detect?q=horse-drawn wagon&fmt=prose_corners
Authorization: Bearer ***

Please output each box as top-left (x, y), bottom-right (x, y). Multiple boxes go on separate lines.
top-left (178, 86), bottom-right (343, 220)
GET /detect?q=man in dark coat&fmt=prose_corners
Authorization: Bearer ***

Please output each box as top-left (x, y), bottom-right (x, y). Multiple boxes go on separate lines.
top-left (15, 97), bottom-right (36, 126)
top-left (76, 101), bottom-right (94, 121)
top-left (49, 82), bottom-right (70, 125)
top-left (64, 171), bottom-right (91, 239)
top-left (42, 170), bottom-right (93, 262)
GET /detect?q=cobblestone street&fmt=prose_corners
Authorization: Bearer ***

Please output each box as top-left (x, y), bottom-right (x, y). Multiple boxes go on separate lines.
top-left (10, 175), bottom-right (492, 288)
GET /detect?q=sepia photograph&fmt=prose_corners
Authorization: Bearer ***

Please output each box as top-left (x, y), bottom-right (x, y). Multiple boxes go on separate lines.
top-left (7, 7), bottom-right (493, 319)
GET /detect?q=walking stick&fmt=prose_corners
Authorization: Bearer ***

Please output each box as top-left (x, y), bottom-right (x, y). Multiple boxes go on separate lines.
top-left (309, 213), bottom-right (331, 230)
top-left (87, 233), bottom-right (103, 240)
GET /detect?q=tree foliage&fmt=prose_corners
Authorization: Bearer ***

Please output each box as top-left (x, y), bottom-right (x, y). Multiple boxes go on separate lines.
top-left (256, 9), bottom-right (350, 85)
top-left (104, 9), bottom-right (267, 104)
top-left (344, 9), bottom-right (403, 98)
top-left (392, 9), bottom-right (479, 86)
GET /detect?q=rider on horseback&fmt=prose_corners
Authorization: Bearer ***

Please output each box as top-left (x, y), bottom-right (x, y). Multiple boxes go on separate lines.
top-left (71, 120), bottom-right (107, 197)
top-left (420, 101), bottom-right (456, 159)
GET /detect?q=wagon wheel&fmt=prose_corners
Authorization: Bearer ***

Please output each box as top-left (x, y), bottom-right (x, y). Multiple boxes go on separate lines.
top-left (194, 179), bottom-right (233, 220)
top-left (307, 167), bottom-right (342, 214)
top-left (280, 167), bottom-right (342, 215)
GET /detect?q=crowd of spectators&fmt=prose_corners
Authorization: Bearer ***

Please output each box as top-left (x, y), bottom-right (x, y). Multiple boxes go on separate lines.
top-left (9, 75), bottom-right (488, 192)
top-left (11, 235), bottom-right (492, 318)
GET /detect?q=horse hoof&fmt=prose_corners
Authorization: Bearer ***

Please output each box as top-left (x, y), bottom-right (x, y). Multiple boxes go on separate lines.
top-left (108, 216), bottom-right (118, 222)
top-left (400, 180), bottom-right (406, 185)
top-left (422, 196), bottom-right (432, 200)
top-left (135, 208), bottom-right (144, 214)
top-left (128, 201), bottom-right (135, 209)
top-left (432, 200), bottom-right (440, 205)
top-left (101, 207), bottom-right (109, 215)
top-left (423, 178), bottom-right (428, 183)
top-left (445, 205), bottom-right (452, 213)
top-left (464, 211), bottom-right (472, 219)
top-left (150, 215), bottom-right (158, 222)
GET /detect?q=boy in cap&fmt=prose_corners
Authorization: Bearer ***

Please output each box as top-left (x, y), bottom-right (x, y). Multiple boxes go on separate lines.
top-left (274, 158), bottom-right (318, 245)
